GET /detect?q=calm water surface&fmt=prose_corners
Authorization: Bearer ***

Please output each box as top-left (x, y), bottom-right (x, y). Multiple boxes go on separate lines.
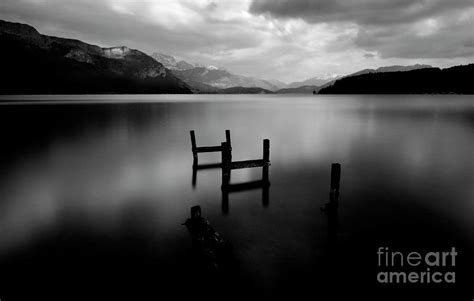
top-left (0, 94), bottom-right (473, 299)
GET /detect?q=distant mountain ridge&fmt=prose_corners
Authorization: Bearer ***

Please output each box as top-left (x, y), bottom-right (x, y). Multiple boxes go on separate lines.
top-left (150, 52), bottom-right (195, 71)
top-left (276, 85), bottom-right (320, 94)
top-left (0, 19), bottom-right (472, 95)
top-left (314, 64), bottom-right (434, 92)
top-left (150, 52), bottom-right (288, 92)
top-left (170, 66), bottom-right (286, 92)
top-left (283, 65), bottom-right (432, 93)
top-left (217, 86), bottom-right (274, 94)
top-left (0, 19), bottom-right (191, 94)
top-left (288, 75), bottom-right (340, 88)
top-left (348, 64), bottom-right (433, 77)
top-left (319, 64), bottom-right (474, 94)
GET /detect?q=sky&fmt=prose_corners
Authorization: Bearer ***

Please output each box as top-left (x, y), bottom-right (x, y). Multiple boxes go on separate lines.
top-left (1, 0), bottom-right (473, 82)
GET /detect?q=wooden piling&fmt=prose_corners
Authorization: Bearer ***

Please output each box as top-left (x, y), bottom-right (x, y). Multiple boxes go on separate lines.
top-left (221, 142), bottom-right (231, 186)
top-left (191, 205), bottom-right (201, 218)
top-left (262, 139), bottom-right (270, 183)
top-left (190, 130), bottom-right (197, 161)
top-left (263, 139), bottom-right (270, 162)
top-left (226, 130), bottom-right (232, 161)
top-left (225, 130), bottom-right (231, 148)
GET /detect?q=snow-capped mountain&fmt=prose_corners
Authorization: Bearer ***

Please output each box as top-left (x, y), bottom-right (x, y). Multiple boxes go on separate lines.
top-left (150, 52), bottom-right (195, 71)
top-left (288, 74), bottom-right (341, 88)
top-left (172, 67), bottom-right (288, 92)
top-left (151, 52), bottom-right (287, 92)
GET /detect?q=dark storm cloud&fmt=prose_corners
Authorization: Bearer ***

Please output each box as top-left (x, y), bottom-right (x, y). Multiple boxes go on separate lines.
top-left (1, 0), bottom-right (473, 81)
top-left (249, 0), bottom-right (474, 59)
top-left (355, 15), bottom-right (474, 58)
top-left (0, 0), bottom-right (263, 58)
top-left (249, 0), bottom-right (473, 25)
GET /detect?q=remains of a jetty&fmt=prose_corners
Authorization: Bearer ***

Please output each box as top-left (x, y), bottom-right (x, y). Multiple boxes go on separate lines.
top-left (190, 130), bottom-right (271, 214)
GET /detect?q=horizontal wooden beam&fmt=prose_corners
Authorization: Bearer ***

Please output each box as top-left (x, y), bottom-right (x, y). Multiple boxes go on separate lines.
top-left (195, 145), bottom-right (222, 153)
top-left (230, 159), bottom-right (270, 170)
top-left (193, 162), bottom-right (222, 170)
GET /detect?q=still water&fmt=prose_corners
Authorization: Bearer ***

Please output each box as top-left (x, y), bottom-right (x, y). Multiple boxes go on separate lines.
top-left (0, 94), bottom-right (473, 299)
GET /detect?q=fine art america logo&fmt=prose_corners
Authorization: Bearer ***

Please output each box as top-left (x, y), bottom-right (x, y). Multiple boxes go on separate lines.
top-left (377, 247), bottom-right (457, 284)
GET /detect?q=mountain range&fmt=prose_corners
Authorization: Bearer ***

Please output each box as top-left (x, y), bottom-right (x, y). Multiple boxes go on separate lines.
top-left (319, 64), bottom-right (474, 94)
top-left (150, 52), bottom-right (196, 71)
top-left (0, 20), bottom-right (191, 94)
top-left (150, 52), bottom-right (288, 92)
top-left (131, 53), bottom-right (449, 94)
top-left (1, 19), bottom-right (472, 95)
top-left (171, 67), bottom-right (286, 92)
top-left (287, 75), bottom-right (341, 88)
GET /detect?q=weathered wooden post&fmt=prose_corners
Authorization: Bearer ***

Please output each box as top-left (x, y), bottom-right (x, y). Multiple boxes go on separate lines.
top-left (225, 129), bottom-right (232, 148)
top-left (262, 139), bottom-right (270, 207)
top-left (190, 130), bottom-right (198, 162)
top-left (191, 205), bottom-right (201, 218)
top-left (226, 130), bottom-right (232, 161)
top-left (221, 142), bottom-right (231, 187)
top-left (262, 139), bottom-right (270, 182)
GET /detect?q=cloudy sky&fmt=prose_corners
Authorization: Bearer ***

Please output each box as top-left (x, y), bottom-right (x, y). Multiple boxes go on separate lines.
top-left (1, 0), bottom-right (473, 82)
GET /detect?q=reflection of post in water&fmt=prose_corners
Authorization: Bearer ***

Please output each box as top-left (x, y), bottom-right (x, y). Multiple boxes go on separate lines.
top-left (220, 140), bottom-right (271, 215)
top-left (192, 162), bottom-right (222, 188)
top-left (321, 163), bottom-right (341, 242)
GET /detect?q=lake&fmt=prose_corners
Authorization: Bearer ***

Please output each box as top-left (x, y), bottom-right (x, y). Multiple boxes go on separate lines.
top-left (0, 94), bottom-right (473, 299)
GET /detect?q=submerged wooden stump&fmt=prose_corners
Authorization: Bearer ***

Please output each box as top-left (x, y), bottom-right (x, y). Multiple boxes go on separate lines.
top-left (183, 206), bottom-right (232, 270)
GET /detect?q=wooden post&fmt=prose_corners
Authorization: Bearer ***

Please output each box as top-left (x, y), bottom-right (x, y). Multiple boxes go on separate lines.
top-left (263, 139), bottom-right (270, 162)
top-left (191, 205), bottom-right (201, 218)
top-left (190, 130), bottom-right (197, 161)
top-left (262, 139), bottom-right (270, 183)
top-left (225, 130), bottom-right (232, 161)
top-left (262, 139), bottom-right (270, 207)
top-left (225, 130), bottom-right (231, 148)
top-left (221, 142), bottom-right (231, 186)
